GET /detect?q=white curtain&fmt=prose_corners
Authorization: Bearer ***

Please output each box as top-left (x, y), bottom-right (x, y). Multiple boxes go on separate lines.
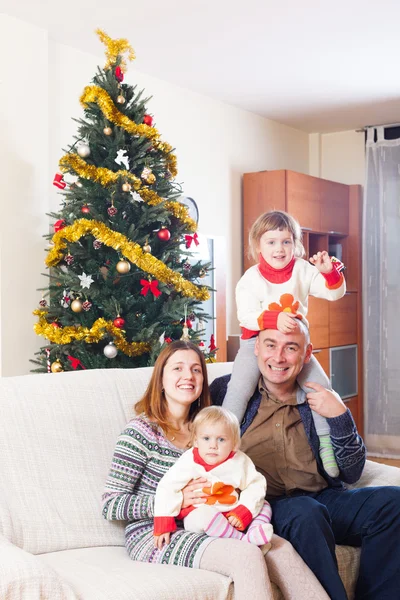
top-left (363, 126), bottom-right (400, 457)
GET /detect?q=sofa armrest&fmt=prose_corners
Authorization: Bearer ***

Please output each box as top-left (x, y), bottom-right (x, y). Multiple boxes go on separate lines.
top-left (348, 459), bottom-right (400, 489)
top-left (0, 536), bottom-right (78, 600)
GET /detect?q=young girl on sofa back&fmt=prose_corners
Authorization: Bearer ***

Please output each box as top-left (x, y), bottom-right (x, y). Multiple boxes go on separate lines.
top-left (223, 210), bottom-right (346, 477)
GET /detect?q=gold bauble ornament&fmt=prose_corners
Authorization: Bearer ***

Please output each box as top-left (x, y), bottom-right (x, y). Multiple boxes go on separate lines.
top-left (51, 360), bottom-right (64, 373)
top-left (71, 299), bottom-right (83, 313)
top-left (122, 182), bottom-right (131, 192)
top-left (199, 268), bottom-right (207, 278)
top-left (103, 126), bottom-right (113, 135)
top-left (116, 95), bottom-right (126, 104)
top-left (116, 259), bottom-right (131, 274)
top-left (143, 242), bottom-right (152, 253)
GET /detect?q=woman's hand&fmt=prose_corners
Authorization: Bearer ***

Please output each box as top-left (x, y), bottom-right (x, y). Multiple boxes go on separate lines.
top-left (181, 477), bottom-right (209, 508)
top-left (154, 533), bottom-right (170, 550)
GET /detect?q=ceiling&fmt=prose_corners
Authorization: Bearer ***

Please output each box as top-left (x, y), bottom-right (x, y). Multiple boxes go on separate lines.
top-left (3, 0), bottom-right (400, 132)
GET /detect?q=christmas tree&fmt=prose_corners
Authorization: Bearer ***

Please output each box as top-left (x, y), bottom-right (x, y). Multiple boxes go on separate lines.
top-left (31, 30), bottom-right (216, 373)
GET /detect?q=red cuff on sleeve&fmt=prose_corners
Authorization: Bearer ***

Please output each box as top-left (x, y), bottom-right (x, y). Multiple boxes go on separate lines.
top-left (153, 516), bottom-right (177, 536)
top-left (322, 268), bottom-right (343, 289)
top-left (257, 311), bottom-right (279, 331)
top-left (226, 504), bottom-right (253, 531)
top-left (176, 506), bottom-right (195, 520)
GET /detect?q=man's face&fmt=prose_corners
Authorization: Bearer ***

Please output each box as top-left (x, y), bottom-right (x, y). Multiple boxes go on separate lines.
top-left (255, 327), bottom-right (313, 388)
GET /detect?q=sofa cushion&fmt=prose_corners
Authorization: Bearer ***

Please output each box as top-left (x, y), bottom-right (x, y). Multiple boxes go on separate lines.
top-left (0, 364), bottom-right (232, 555)
top-left (336, 545), bottom-right (360, 600)
top-left (39, 546), bottom-right (234, 600)
top-left (0, 536), bottom-right (78, 600)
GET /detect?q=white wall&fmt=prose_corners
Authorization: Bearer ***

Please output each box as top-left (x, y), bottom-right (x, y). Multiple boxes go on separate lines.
top-left (0, 16), bottom-right (309, 375)
top-left (0, 16), bottom-right (49, 376)
top-left (310, 130), bottom-right (365, 185)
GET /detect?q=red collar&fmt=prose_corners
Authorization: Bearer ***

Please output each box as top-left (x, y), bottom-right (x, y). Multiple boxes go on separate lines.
top-left (193, 447), bottom-right (235, 471)
top-left (258, 254), bottom-right (295, 284)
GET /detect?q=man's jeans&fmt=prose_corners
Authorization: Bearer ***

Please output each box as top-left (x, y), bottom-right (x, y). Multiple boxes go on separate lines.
top-left (270, 486), bottom-right (400, 600)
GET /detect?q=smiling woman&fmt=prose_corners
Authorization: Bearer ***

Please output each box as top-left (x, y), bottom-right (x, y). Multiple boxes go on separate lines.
top-left (102, 340), bottom-right (278, 599)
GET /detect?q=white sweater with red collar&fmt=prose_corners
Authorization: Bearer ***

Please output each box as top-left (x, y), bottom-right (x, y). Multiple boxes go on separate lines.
top-left (236, 256), bottom-right (345, 338)
top-left (154, 447), bottom-right (266, 536)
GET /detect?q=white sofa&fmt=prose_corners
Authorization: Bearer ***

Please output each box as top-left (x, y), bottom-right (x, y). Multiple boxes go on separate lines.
top-left (1, 364), bottom-right (399, 600)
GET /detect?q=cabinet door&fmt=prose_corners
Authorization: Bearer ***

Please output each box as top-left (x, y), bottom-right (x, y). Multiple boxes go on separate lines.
top-left (286, 171), bottom-right (321, 231)
top-left (312, 348), bottom-right (330, 379)
top-left (329, 293), bottom-right (357, 347)
top-left (320, 180), bottom-right (349, 234)
top-left (308, 297), bottom-right (329, 349)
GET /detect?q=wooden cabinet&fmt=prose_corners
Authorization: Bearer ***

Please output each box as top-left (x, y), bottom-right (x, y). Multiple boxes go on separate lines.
top-left (320, 180), bottom-right (349, 234)
top-left (329, 293), bottom-right (358, 347)
top-left (308, 297), bottom-right (330, 349)
top-left (312, 348), bottom-right (330, 378)
top-left (242, 169), bottom-right (363, 431)
top-left (284, 171), bottom-right (349, 234)
top-left (286, 171), bottom-right (321, 231)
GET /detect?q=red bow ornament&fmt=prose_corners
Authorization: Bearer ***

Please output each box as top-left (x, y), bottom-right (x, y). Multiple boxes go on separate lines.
top-left (184, 233), bottom-right (199, 248)
top-left (54, 219), bottom-right (66, 233)
top-left (53, 172), bottom-right (66, 189)
top-left (115, 66), bottom-right (124, 82)
top-left (140, 279), bottom-right (162, 297)
top-left (67, 355), bottom-right (86, 370)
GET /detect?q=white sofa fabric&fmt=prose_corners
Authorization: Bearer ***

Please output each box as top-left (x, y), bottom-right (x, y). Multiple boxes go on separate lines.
top-left (0, 364), bottom-right (399, 600)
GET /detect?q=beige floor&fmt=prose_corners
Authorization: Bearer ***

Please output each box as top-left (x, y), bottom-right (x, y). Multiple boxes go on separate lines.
top-left (368, 456), bottom-right (400, 468)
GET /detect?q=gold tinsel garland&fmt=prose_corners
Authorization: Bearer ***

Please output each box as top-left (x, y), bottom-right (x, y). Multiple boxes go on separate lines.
top-left (96, 29), bottom-right (135, 72)
top-left (80, 85), bottom-right (177, 177)
top-left (46, 219), bottom-right (210, 301)
top-left (59, 154), bottom-right (196, 232)
top-left (33, 311), bottom-right (151, 357)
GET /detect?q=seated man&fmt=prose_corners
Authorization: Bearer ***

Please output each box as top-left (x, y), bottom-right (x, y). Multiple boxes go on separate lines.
top-left (210, 321), bottom-right (400, 600)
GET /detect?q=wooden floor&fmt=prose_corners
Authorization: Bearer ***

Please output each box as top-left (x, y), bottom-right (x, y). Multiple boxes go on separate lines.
top-left (368, 456), bottom-right (400, 468)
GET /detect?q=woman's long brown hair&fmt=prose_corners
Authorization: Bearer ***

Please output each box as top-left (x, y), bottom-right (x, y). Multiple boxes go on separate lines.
top-left (134, 341), bottom-right (211, 435)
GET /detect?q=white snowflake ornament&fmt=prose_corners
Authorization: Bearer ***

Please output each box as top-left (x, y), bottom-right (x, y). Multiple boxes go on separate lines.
top-left (78, 272), bottom-right (94, 289)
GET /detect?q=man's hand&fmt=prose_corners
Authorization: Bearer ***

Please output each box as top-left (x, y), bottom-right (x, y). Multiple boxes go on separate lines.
top-left (277, 312), bottom-right (299, 333)
top-left (154, 533), bottom-right (170, 550)
top-left (181, 477), bottom-right (210, 508)
top-left (305, 382), bottom-right (347, 418)
top-left (309, 251), bottom-right (333, 274)
top-left (227, 515), bottom-right (241, 528)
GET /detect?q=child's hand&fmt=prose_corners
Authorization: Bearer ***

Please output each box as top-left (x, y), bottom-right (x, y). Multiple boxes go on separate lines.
top-left (277, 312), bottom-right (298, 333)
top-left (309, 251), bottom-right (333, 274)
top-left (154, 532), bottom-right (170, 550)
top-left (228, 515), bottom-right (241, 528)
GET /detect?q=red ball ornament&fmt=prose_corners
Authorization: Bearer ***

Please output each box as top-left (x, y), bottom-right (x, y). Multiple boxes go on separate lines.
top-left (81, 205), bottom-right (90, 214)
top-left (51, 322), bottom-right (61, 328)
top-left (113, 317), bottom-right (126, 329)
top-left (54, 219), bottom-right (66, 233)
top-left (143, 114), bottom-right (153, 126)
top-left (157, 227), bottom-right (171, 241)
